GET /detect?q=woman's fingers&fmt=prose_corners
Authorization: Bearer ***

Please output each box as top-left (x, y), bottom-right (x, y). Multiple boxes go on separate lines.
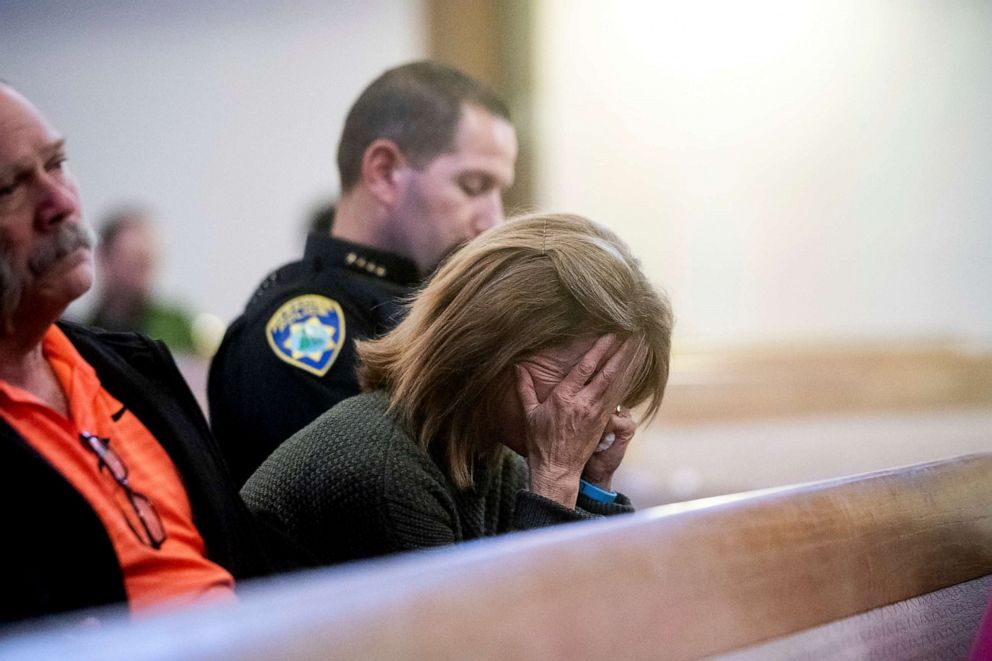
top-left (557, 334), bottom-right (621, 399)
top-left (547, 335), bottom-right (639, 446)
top-left (595, 411), bottom-right (636, 453)
top-left (583, 411), bottom-right (637, 489)
top-left (611, 411), bottom-right (636, 440)
top-left (580, 336), bottom-right (639, 406)
top-left (524, 335), bottom-right (639, 473)
top-left (514, 364), bottom-right (539, 413)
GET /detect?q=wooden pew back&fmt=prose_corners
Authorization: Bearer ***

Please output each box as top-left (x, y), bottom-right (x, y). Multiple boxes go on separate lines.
top-left (1, 454), bottom-right (990, 659)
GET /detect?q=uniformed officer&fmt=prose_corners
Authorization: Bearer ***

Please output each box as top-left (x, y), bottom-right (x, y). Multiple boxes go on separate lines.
top-left (208, 61), bottom-right (518, 485)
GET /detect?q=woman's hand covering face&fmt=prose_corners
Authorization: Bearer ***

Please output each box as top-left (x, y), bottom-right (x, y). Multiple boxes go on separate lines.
top-left (514, 334), bottom-right (639, 508)
top-left (582, 406), bottom-right (636, 491)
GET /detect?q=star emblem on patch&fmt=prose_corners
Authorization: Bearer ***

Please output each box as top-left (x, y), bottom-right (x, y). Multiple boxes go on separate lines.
top-left (265, 295), bottom-right (346, 376)
top-left (284, 316), bottom-right (337, 359)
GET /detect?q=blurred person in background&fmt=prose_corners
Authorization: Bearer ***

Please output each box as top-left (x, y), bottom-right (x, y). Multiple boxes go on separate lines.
top-left (0, 82), bottom-right (272, 625)
top-left (86, 207), bottom-right (198, 355)
top-left (242, 213), bottom-right (673, 567)
top-left (210, 60), bottom-right (518, 485)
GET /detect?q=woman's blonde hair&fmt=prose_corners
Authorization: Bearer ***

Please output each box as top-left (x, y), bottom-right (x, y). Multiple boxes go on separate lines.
top-left (358, 213), bottom-right (673, 488)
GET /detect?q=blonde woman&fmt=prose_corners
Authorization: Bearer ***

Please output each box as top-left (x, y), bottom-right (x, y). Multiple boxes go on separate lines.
top-left (242, 213), bottom-right (673, 566)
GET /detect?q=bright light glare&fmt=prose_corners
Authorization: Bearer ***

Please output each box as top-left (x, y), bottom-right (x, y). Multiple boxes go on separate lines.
top-left (619, 0), bottom-right (821, 73)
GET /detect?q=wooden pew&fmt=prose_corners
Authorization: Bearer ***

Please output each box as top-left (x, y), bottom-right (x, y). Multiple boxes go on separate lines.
top-left (719, 575), bottom-right (990, 659)
top-left (1, 454), bottom-right (989, 660)
top-left (661, 341), bottom-right (992, 424)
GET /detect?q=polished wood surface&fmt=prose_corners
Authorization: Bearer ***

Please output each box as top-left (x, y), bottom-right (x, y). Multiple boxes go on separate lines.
top-left (659, 341), bottom-right (992, 424)
top-left (3, 454), bottom-right (989, 659)
top-left (717, 575), bottom-right (990, 660)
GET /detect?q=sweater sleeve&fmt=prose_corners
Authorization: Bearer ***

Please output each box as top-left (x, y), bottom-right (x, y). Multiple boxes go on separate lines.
top-left (512, 490), bottom-right (635, 531)
top-left (513, 491), bottom-right (598, 530)
top-left (577, 491), bottom-right (635, 517)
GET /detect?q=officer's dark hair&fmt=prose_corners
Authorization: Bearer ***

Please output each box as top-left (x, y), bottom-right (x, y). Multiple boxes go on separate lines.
top-left (337, 61), bottom-right (511, 192)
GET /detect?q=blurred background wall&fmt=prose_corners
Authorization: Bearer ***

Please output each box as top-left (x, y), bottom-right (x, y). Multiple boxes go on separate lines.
top-left (2, 0), bottom-right (988, 348)
top-left (1, 0), bottom-right (426, 324)
top-left (532, 0), bottom-right (992, 347)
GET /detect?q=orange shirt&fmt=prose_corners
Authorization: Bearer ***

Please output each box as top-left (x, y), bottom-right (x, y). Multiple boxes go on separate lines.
top-left (0, 325), bottom-right (234, 613)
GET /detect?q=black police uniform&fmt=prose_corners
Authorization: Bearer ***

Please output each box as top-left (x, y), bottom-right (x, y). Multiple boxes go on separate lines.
top-left (208, 233), bottom-right (419, 486)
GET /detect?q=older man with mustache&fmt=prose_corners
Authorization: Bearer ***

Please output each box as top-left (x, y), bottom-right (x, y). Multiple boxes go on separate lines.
top-left (0, 83), bottom-right (272, 625)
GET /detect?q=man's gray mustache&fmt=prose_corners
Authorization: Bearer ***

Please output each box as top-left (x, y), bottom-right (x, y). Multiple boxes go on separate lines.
top-left (27, 223), bottom-right (96, 276)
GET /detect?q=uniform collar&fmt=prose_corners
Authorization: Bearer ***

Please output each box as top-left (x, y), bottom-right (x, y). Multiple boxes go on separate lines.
top-left (304, 233), bottom-right (420, 288)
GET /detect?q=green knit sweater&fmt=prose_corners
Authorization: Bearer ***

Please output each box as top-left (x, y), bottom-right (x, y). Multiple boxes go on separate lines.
top-left (242, 391), bottom-right (633, 567)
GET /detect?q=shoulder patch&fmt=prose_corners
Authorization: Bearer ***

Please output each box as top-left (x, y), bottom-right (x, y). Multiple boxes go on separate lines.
top-left (265, 295), bottom-right (346, 377)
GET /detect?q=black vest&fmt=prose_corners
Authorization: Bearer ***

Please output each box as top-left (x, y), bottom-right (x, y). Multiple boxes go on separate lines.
top-left (0, 322), bottom-right (272, 625)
